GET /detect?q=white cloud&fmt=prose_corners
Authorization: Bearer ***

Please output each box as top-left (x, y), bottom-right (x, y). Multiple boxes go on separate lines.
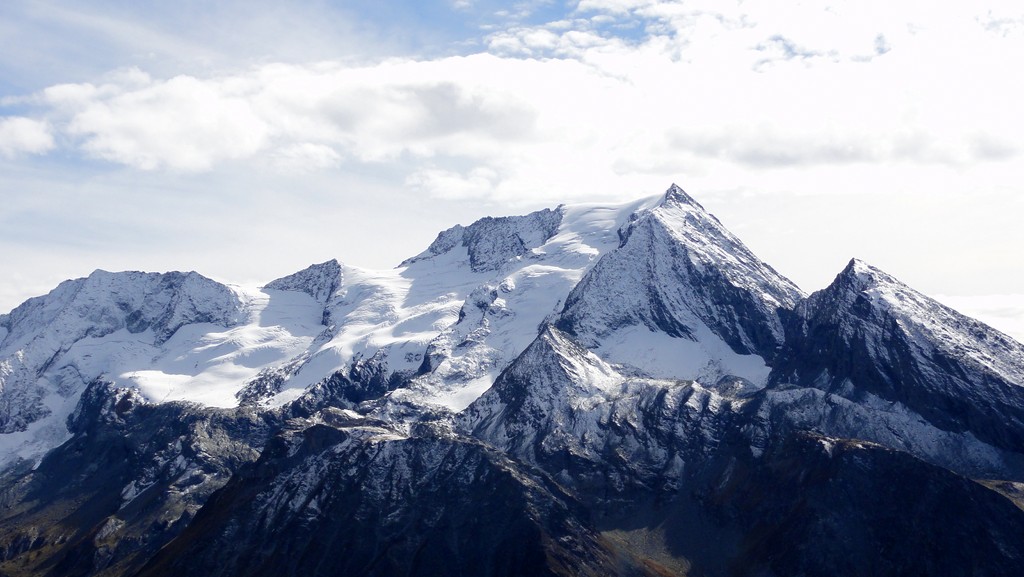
top-left (32, 57), bottom-right (546, 173)
top-left (406, 166), bottom-right (499, 199)
top-left (577, 0), bottom-right (649, 15)
top-left (7, 1), bottom-right (1022, 194)
top-left (0, 117), bottom-right (54, 157)
top-left (4, 0), bottom-right (1024, 312)
top-left (62, 74), bottom-right (270, 170)
top-left (271, 143), bottom-right (342, 173)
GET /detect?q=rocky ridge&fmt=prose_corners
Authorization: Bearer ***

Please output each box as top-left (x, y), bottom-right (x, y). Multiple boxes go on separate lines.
top-left (0, 185), bottom-right (1022, 576)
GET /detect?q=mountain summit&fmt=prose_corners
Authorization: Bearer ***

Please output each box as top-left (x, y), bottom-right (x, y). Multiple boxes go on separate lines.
top-left (1, 185), bottom-right (1022, 577)
top-left (557, 184), bottom-right (802, 383)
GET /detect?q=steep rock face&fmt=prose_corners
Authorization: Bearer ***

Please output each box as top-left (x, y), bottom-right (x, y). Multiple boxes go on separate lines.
top-left (264, 259), bottom-right (343, 307)
top-left (403, 207), bottom-right (563, 272)
top-left (136, 416), bottom-right (656, 577)
top-left (0, 381), bottom-right (275, 577)
top-left (767, 258), bottom-right (1024, 477)
top-left (556, 185), bottom-right (802, 382)
top-left (460, 325), bottom-right (624, 461)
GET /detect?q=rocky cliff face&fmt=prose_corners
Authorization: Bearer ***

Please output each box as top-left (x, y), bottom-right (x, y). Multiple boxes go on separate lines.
top-left (558, 186), bottom-right (801, 352)
top-left (264, 259), bottom-right (343, 308)
top-left (761, 258), bottom-right (1024, 479)
top-left (460, 324), bottom-right (733, 499)
top-left (402, 207), bottom-right (563, 272)
top-left (0, 185), bottom-right (1022, 576)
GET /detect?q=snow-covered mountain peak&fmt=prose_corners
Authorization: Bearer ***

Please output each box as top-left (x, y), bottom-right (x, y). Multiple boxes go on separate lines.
top-left (358, 199), bottom-right (663, 415)
top-left (401, 207), bottom-right (563, 272)
top-left (457, 324), bottom-right (627, 456)
top-left (831, 257), bottom-right (896, 292)
top-left (659, 182), bottom-right (704, 210)
top-left (1, 269), bottom-right (243, 352)
top-left (773, 258), bottom-right (1024, 466)
top-left (453, 323), bottom-right (621, 414)
top-left (556, 186), bottom-right (802, 384)
top-left (812, 258), bottom-right (967, 323)
top-left (265, 259), bottom-right (343, 305)
top-left (5, 186), bottom-right (1024, 576)
top-left (0, 269), bottom-right (257, 463)
top-left (800, 258), bottom-right (1024, 371)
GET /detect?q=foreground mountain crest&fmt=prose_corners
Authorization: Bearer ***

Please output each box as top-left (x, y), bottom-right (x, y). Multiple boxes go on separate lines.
top-left (1, 185), bottom-right (1022, 577)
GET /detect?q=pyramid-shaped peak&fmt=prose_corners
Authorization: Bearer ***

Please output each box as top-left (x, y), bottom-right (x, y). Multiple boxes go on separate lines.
top-left (832, 258), bottom-right (904, 294)
top-left (844, 257), bottom-right (876, 276)
top-left (557, 184), bottom-right (805, 368)
top-left (660, 183), bottom-right (706, 211)
top-left (502, 324), bottom-right (620, 392)
top-left (518, 324), bottom-right (590, 368)
top-left (780, 256), bottom-right (1024, 463)
top-left (534, 323), bottom-right (592, 359)
top-left (460, 324), bottom-right (622, 442)
top-left (810, 258), bottom-right (970, 333)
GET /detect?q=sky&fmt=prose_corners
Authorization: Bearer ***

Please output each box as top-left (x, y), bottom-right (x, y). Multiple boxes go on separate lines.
top-left (1, 0), bottom-right (1023, 339)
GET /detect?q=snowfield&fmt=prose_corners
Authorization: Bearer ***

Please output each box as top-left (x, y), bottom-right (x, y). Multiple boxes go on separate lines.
top-left (2, 185), bottom-right (1023, 483)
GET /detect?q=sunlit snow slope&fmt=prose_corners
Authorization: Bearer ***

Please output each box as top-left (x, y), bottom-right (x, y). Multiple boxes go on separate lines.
top-left (0, 193), bottom-right (681, 466)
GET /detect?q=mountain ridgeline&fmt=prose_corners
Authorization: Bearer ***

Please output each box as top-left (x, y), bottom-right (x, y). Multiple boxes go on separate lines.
top-left (1, 185), bottom-right (1023, 577)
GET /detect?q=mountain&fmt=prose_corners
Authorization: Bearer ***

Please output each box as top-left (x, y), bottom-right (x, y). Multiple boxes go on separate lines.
top-left (0, 185), bottom-right (1023, 576)
top-left (0, 270), bottom-right (250, 464)
top-left (0, 382), bottom-right (275, 577)
top-left (556, 185), bottom-right (802, 382)
top-left (759, 258), bottom-right (1024, 479)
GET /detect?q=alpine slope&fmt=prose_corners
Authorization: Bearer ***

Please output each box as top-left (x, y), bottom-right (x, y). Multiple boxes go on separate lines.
top-left (1, 185), bottom-right (1023, 577)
